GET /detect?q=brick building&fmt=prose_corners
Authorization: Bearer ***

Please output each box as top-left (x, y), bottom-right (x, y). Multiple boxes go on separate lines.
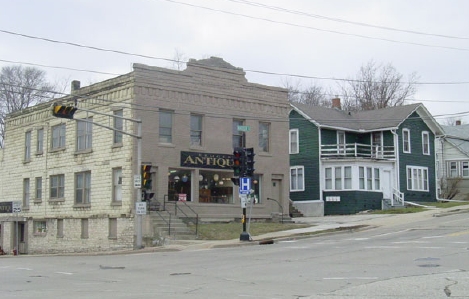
top-left (0, 57), bottom-right (290, 254)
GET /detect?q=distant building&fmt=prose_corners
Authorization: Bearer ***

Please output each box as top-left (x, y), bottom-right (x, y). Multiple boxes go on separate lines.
top-left (289, 99), bottom-right (444, 216)
top-left (0, 57), bottom-right (290, 254)
top-left (436, 122), bottom-right (469, 200)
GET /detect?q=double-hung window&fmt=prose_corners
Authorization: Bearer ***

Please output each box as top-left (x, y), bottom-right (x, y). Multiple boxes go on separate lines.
top-left (75, 171), bottom-right (91, 205)
top-left (51, 124), bottom-right (66, 149)
top-left (159, 110), bottom-right (173, 143)
top-left (289, 129), bottom-right (299, 154)
top-left (190, 114), bottom-right (203, 146)
top-left (36, 128), bottom-right (44, 154)
top-left (113, 110), bottom-right (123, 145)
top-left (77, 117), bottom-right (92, 151)
top-left (290, 166), bottom-right (304, 191)
top-left (24, 131), bottom-right (31, 161)
top-left (406, 166), bottom-right (429, 191)
top-left (50, 174), bottom-right (65, 199)
top-left (402, 129), bottom-right (411, 153)
top-left (259, 122), bottom-right (270, 152)
top-left (35, 177), bottom-right (42, 201)
top-left (422, 131), bottom-right (430, 155)
top-left (23, 178), bottom-right (30, 208)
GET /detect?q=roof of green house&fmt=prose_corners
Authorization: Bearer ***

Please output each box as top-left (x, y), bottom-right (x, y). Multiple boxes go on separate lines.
top-left (290, 102), bottom-right (443, 134)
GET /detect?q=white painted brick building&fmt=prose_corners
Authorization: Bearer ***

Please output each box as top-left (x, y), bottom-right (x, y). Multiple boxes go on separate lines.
top-left (0, 57), bottom-right (290, 254)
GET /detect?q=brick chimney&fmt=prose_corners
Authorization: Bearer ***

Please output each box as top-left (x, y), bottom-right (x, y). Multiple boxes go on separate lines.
top-left (456, 120), bottom-right (461, 126)
top-left (332, 97), bottom-right (341, 109)
top-left (71, 80), bottom-right (81, 94)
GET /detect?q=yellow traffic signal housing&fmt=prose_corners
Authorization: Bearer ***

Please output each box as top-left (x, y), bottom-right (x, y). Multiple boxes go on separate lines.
top-left (52, 104), bottom-right (77, 119)
top-left (141, 165), bottom-right (152, 189)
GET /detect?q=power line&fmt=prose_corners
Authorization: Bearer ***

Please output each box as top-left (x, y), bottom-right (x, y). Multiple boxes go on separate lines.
top-left (158, 0), bottom-right (469, 52)
top-left (224, 0), bottom-right (469, 40)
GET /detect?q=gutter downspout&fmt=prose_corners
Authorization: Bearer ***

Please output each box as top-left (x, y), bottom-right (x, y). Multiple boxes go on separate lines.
top-left (436, 135), bottom-right (446, 201)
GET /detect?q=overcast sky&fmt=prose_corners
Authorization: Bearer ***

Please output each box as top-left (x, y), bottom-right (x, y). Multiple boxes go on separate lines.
top-left (1, 0), bottom-right (468, 124)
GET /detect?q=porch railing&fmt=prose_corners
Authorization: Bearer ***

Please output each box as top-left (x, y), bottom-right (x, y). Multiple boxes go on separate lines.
top-left (321, 143), bottom-right (395, 159)
top-left (391, 188), bottom-right (404, 206)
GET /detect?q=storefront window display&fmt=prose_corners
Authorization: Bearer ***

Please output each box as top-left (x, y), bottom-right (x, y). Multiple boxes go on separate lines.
top-left (199, 170), bottom-right (235, 204)
top-left (168, 169), bottom-right (192, 201)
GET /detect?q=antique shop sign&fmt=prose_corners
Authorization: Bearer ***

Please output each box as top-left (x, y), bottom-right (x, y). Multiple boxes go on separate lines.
top-left (181, 151), bottom-right (233, 170)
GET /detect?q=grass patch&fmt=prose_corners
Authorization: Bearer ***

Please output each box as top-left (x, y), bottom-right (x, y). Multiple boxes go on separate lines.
top-left (190, 222), bottom-right (311, 240)
top-left (370, 200), bottom-right (469, 214)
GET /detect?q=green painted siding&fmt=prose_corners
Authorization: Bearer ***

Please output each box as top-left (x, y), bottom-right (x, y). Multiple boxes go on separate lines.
top-left (289, 110), bottom-right (320, 202)
top-left (323, 191), bottom-right (383, 215)
top-left (398, 112), bottom-right (436, 202)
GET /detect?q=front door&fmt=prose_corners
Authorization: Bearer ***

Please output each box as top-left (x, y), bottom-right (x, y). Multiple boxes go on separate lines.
top-left (382, 170), bottom-right (392, 199)
top-left (372, 132), bottom-right (383, 158)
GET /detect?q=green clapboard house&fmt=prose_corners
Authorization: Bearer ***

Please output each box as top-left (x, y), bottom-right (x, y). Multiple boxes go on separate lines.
top-left (289, 99), bottom-right (444, 216)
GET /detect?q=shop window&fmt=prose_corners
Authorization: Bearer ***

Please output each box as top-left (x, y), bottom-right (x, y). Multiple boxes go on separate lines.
top-left (34, 220), bottom-right (47, 235)
top-left (168, 169), bottom-right (193, 202)
top-left (198, 170), bottom-right (234, 204)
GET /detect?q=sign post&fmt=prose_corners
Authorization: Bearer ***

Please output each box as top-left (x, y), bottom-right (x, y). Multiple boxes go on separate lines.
top-left (239, 177), bottom-right (251, 241)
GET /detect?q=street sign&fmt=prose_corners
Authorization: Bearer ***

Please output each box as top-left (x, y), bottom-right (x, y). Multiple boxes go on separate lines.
top-left (135, 202), bottom-right (147, 215)
top-left (240, 194), bottom-right (248, 208)
top-left (239, 177), bottom-right (251, 195)
top-left (134, 175), bottom-right (141, 188)
top-left (237, 125), bottom-right (250, 132)
top-left (12, 201), bottom-right (22, 213)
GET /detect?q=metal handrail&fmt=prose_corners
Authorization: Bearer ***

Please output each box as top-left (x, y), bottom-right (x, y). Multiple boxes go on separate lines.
top-left (267, 197), bottom-right (284, 223)
top-left (174, 200), bottom-right (199, 236)
top-left (152, 209), bottom-right (172, 235)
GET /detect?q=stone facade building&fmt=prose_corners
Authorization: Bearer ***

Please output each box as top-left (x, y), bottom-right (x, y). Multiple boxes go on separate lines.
top-left (0, 57), bottom-right (290, 254)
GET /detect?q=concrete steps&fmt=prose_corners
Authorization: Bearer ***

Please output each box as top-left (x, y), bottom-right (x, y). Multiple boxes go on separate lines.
top-left (150, 212), bottom-right (198, 240)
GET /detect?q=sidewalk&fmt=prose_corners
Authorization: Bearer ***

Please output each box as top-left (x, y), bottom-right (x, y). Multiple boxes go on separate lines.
top-left (158, 204), bottom-right (469, 252)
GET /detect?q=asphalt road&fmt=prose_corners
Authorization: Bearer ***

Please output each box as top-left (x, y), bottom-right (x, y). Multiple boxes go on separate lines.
top-left (1, 211), bottom-right (469, 299)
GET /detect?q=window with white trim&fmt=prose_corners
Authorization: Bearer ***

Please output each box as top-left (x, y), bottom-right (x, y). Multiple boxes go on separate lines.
top-left (344, 166), bottom-right (352, 189)
top-left (289, 129), bottom-right (299, 154)
top-left (290, 166), bottom-right (304, 191)
top-left (402, 129), bottom-right (411, 153)
top-left (334, 167), bottom-right (342, 190)
top-left (337, 131), bottom-right (345, 154)
top-left (422, 131), bottom-right (430, 155)
top-left (448, 161), bottom-right (458, 178)
top-left (325, 167), bottom-right (332, 190)
top-left (325, 166), bottom-right (352, 190)
top-left (406, 166), bottom-right (429, 191)
top-left (359, 166), bottom-right (380, 190)
top-left (463, 162), bottom-right (469, 177)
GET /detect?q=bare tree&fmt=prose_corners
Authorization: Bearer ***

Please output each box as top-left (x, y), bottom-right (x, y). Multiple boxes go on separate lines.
top-left (171, 49), bottom-right (187, 71)
top-left (282, 78), bottom-right (327, 106)
top-left (0, 65), bottom-right (56, 147)
top-left (338, 61), bottom-right (418, 111)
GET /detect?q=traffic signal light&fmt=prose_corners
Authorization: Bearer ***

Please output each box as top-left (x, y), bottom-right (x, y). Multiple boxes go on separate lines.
top-left (142, 190), bottom-right (155, 202)
top-left (52, 104), bottom-right (77, 119)
top-left (232, 148), bottom-right (245, 177)
top-left (231, 177), bottom-right (240, 186)
top-left (141, 164), bottom-right (152, 189)
top-left (245, 147), bottom-right (255, 177)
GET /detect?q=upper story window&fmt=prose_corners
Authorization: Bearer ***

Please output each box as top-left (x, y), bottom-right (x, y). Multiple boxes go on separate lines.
top-left (50, 174), bottom-right (65, 200)
top-left (113, 110), bottom-right (123, 145)
top-left (51, 123), bottom-right (66, 150)
top-left (190, 114), bottom-right (203, 147)
top-left (232, 119), bottom-right (245, 148)
top-left (75, 171), bottom-right (91, 205)
top-left (402, 128), bottom-right (411, 153)
top-left (259, 122), bottom-right (270, 152)
top-left (159, 110), bottom-right (173, 143)
top-left (422, 131), bottom-right (430, 155)
top-left (36, 128), bottom-right (44, 154)
top-left (24, 130), bottom-right (31, 161)
top-left (290, 166), bottom-right (304, 191)
top-left (289, 129), bottom-right (299, 154)
top-left (76, 117), bottom-right (92, 151)
top-left (337, 131), bottom-right (346, 154)
top-left (407, 166), bottom-right (428, 191)
top-left (35, 177), bottom-right (42, 201)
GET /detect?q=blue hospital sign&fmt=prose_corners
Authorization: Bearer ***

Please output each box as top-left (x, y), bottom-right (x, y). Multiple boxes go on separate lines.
top-left (239, 177), bottom-right (251, 195)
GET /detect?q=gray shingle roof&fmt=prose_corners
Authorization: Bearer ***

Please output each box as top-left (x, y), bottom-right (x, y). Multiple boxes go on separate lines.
top-left (291, 102), bottom-right (423, 131)
top-left (441, 124), bottom-right (469, 156)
